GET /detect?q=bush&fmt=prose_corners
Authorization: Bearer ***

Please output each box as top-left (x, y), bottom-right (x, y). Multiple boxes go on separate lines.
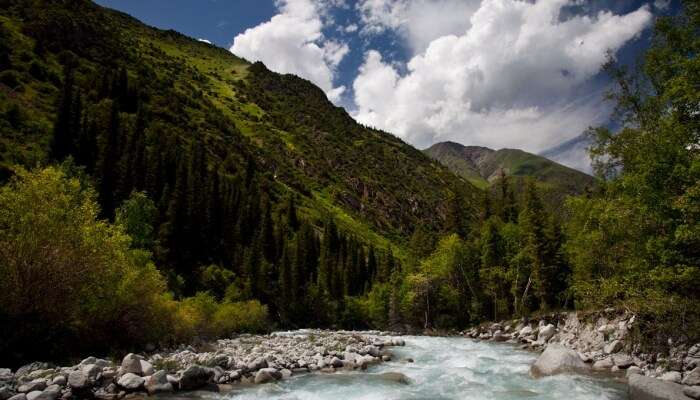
top-left (0, 166), bottom-right (171, 364)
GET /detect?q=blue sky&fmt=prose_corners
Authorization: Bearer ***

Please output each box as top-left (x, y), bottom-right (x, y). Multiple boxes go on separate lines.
top-left (95, 0), bottom-right (679, 171)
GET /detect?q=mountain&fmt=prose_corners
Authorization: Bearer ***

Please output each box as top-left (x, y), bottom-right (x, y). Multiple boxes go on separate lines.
top-left (539, 133), bottom-right (593, 174)
top-left (0, 0), bottom-right (479, 261)
top-left (424, 141), bottom-right (595, 200)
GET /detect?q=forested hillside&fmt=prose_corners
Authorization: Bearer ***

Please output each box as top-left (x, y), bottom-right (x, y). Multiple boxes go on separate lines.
top-left (0, 0), bottom-right (697, 367)
top-left (424, 142), bottom-right (595, 210)
top-left (0, 0), bottom-right (478, 363)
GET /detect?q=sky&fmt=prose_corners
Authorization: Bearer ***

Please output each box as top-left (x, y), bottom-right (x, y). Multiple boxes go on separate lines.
top-left (95, 0), bottom-right (679, 172)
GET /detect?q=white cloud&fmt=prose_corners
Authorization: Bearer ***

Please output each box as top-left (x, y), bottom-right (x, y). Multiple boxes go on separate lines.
top-left (345, 23), bottom-right (359, 33)
top-left (654, 0), bottom-right (670, 11)
top-left (352, 0), bottom-right (653, 155)
top-left (197, 38), bottom-right (212, 44)
top-left (357, 0), bottom-right (480, 52)
top-left (230, 0), bottom-right (348, 103)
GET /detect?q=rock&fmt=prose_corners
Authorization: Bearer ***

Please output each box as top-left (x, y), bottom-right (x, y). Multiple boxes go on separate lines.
top-left (593, 357), bottom-right (614, 370)
top-left (254, 368), bottom-right (281, 384)
top-left (684, 387), bottom-right (700, 400)
top-left (280, 369), bottom-right (292, 379)
top-left (628, 374), bottom-right (692, 400)
top-left (246, 358), bottom-right (268, 372)
top-left (67, 371), bottom-right (89, 391)
top-left (343, 352), bottom-right (360, 363)
top-left (377, 372), bottom-right (411, 385)
top-left (0, 370), bottom-right (13, 383)
top-left (613, 354), bottom-right (635, 369)
top-left (166, 375), bottom-right (179, 387)
top-left (661, 371), bottom-right (683, 384)
top-left (492, 330), bottom-right (507, 342)
top-left (18, 380), bottom-right (47, 394)
top-left (50, 376), bottom-right (65, 387)
top-left (8, 395), bottom-right (26, 400)
top-left (683, 368), bottom-right (700, 386)
top-left (179, 365), bottom-right (214, 390)
top-left (117, 373), bottom-right (144, 391)
top-left (82, 364), bottom-right (101, 379)
top-left (519, 326), bottom-right (533, 337)
top-left (0, 386), bottom-right (13, 400)
top-left (330, 357), bottom-right (343, 368)
top-left (627, 366), bottom-right (643, 377)
top-left (531, 344), bottom-right (589, 377)
top-left (29, 386), bottom-right (60, 400)
top-left (138, 361), bottom-right (154, 377)
top-left (537, 324), bottom-right (556, 343)
top-left (120, 354), bottom-right (142, 376)
top-left (604, 340), bottom-right (624, 354)
top-left (144, 371), bottom-right (173, 395)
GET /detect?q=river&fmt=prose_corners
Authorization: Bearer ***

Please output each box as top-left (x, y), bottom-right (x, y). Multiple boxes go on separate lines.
top-left (175, 335), bottom-right (628, 400)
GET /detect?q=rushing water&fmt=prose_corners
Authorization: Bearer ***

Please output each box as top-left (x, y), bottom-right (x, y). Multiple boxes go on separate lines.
top-left (189, 336), bottom-right (628, 400)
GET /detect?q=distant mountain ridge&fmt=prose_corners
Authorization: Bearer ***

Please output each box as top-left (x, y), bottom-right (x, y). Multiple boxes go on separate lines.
top-left (424, 141), bottom-right (595, 195)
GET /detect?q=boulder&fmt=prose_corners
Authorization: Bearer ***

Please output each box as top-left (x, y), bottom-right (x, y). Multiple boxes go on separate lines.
top-left (684, 387), bottom-right (700, 400)
top-left (530, 344), bottom-right (589, 377)
top-left (519, 326), bottom-right (533, 337)
top-left (254, 368), bottom-right (281, 384)
top-left (613, 354), bottom-right (635, 369)
top-left (25, 392), bottom-right (42, 400)
top-left (120, 354), bottom-right (143, 376)
top-left (82, 365), bottom-right (101, 380)
top-left (50, 376), bottom-right (65, 387)
top-left (377, 372), bottom-right (411, 385)
top-left (28, 386), bottom-right (60, 400)
top-left (330, 357), bottom-right (343, 368)
top-left (593, 357), bottom-right (614, 370)
top-left (662, 371), bottom-right (683, 384)
top-left (627, 366), bottom-right (643, 377)
top-left (0, 386), bottom-right (13, 400)
top-left (537, 324), bottom-right (556, 343)
top-left (0, 370), bottom-right (13, 384)
top-left (18, 380), bottom-right (46, 393)
top-left (139, 361), bottom-right (154, 377)
top-left (604, 340), bottom-right (624, 355)
top-left (179, 365), bottom-right (214, 390)
top-left (67, 371), bottom-right (89, 392)
top-left (492, 330), bottom-right (507, 342)
top-left (628, 374), bottom-right (692, 400)
top-left (280, 369), bottom-right (292, 379)
top-left (683, 368), bottom-right (700, 386)
top-left (7, 395), bottom-right (26, 400)
top-left (246, 358), bottom-right (267, 372)
top-left (144, 371), bottom-right (173, 395)
top-left (117, 373), bottom-right (144, 391)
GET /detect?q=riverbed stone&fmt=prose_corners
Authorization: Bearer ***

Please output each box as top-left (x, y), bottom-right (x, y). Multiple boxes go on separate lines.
top-left (683, 368), bottom-right (700, 386)
top-left (144, 371), bottom-right (172, 395)
top-left (7, 395), bottom-right (25, 400)
top-left (604, 340), bottom-right (624, 354)
top-left (613, 354), bottom-right (635, 369)
top-left (537, 324), bottom-right (556, 343)
top-left (629, 374), bottom-right (691, 400)
top-left (593, 357), bottom-right (614, 370)
top-left (18, 380), bottom-right (47, 394)
top-left (29, 385), bottom-right (60, 400)
top-left (627, 366), bottom-right (643, 377)
top-left (120, 354), bottom-right (142, 376)
top-left (117, 373), bottom-right (144, 391)
top-left (531, 344), bottom-right (588, 377)
top-left (50, 376), bottom-right (65, 388)
top-left (0, 387), bottom-right (12, 400)
top-left (138, 361), bottom-right (154, 377)
top-left (661, 371), bottom-right (683, 384)
top-left (179, 365), bottom-right (214, 390)
top-left (67, 370), bottom-right (90, 392)
top-left (377, 372), bottom-right (411, 385)
top-left (254, 368), bottom-right (280, 384)
top-left (684, 386), bottom-right (700, 399)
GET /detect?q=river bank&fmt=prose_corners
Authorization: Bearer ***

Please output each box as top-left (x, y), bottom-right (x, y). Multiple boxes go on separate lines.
top-left (0, 330), bottom-right (405, 400)
top-left (464, 309), bottom-right (700, 399)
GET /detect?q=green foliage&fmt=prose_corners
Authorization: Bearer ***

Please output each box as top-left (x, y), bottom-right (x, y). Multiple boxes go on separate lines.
top-left (565, 0), bottom-right (700, 349)
top-left (115, 191), bottom-right (157, 249)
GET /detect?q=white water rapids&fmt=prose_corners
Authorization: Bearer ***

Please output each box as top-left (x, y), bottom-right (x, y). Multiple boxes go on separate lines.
top-left (182, 336), bottom-right (628, 399)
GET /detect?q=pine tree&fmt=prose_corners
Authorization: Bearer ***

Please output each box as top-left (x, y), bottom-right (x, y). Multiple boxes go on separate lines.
top-left (519, 180), bottom-right (550, 310)
top-left (50, 63), bottom-right (76, 161)
top-left (98, 100), bottom-right (121, 216)
top-left (445, 191), bottom-right (466, 238)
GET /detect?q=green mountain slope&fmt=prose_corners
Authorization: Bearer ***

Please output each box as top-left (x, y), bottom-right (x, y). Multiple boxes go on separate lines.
top-left (0, 0), bottom-right (479, 259)
top-left (424, 141), bottom-right (595, 195)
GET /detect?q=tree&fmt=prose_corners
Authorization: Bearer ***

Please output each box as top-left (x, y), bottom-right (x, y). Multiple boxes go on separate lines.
top-left (115, 191), bottom-right (157, 250)
top-left (50, 63), bottom-right (77, 161)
